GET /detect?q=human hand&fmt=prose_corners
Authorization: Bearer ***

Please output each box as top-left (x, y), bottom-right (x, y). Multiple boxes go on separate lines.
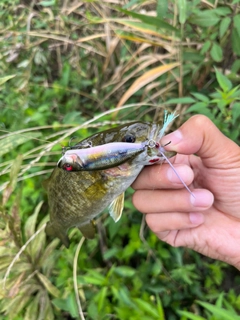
top-left (132, 115), bottom-right (240, 269)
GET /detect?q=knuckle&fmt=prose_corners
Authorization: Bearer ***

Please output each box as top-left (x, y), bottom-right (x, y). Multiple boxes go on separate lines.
top-left (132, 192), bottom-right (142, 211)
top-left (190, 114), bottom-right (213, 129)
top-left (145, 214), bottom-right (160, 233)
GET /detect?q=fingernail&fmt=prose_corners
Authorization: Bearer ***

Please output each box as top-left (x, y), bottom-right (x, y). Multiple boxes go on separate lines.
top-left (161, 130), bottom-right (183, 146)
top-left (190, 190), bottom-right (214, 208)
top-left (189, 212), bottom-right (204, 225)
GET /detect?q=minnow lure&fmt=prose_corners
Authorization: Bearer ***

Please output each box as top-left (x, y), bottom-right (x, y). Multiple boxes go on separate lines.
top-left (58, 139), bottom-right (193, 196)
top-left (58, 141), bottom-right (154, 171)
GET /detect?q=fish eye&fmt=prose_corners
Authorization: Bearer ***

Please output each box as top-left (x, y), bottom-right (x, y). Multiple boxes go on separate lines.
top-left (63, 163), bottom-right (73, 171)
top-left (122, 134), bottom-right (136, 143)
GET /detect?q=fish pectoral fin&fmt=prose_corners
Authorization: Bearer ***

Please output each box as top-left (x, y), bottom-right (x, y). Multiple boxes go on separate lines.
top-left (78, 221), bottom-right (96, 239)
top-left (45, 221), bottom-right (70, 248)
top-left (109, 192), bottom-right (124, 222)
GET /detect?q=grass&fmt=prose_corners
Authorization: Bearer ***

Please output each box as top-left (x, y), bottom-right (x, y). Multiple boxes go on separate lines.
top-left (1, 0), bottom-right (240, 319)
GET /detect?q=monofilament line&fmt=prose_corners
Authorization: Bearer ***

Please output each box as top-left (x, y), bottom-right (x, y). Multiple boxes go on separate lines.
top-left (2, 223), bottom-right (47, 289)
top-left (159, 151), bottom-right (195, 198)
top-left (73, 236), bottom-right (86, 320)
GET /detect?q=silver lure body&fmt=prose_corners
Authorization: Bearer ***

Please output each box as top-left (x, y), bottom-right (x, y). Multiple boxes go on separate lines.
top-left (57, 141), bottom-right (162, 171)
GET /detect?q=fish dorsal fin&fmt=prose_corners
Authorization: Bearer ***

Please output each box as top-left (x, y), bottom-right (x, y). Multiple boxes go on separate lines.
top-left (78, 221), bottom-right (96, 239)
top-left (109, 192), bottom-right (124, 222)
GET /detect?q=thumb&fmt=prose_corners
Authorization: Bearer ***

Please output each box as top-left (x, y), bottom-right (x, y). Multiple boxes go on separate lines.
top-left (161, 115), bottom-right (240, 168)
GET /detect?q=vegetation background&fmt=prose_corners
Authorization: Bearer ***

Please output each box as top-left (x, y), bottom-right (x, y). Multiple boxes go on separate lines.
top-left (1, 0), bottom-right (240, 319)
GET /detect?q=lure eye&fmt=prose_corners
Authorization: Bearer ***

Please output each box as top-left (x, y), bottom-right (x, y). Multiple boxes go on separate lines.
top-left (63, 163), bottom-right (73, 171)
top-left (122, 134), bottom-right (136, 143)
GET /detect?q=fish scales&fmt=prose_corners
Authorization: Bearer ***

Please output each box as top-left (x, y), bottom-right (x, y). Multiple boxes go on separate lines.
top-left (43, 118), bottom-right (176, 247)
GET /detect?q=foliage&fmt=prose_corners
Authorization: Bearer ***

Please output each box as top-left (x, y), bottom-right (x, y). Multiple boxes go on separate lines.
top-left (1, 0), bottom-right (240, 320)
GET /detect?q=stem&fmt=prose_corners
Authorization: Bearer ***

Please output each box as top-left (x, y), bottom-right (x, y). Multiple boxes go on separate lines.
top-left (73, 237), bottom-right (86, 320)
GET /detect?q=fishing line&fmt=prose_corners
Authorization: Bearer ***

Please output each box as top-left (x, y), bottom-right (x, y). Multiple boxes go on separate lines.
top-left (157, 147), bottom-right (194, 197)
top-left (73, 236), bottom-right (86, 320)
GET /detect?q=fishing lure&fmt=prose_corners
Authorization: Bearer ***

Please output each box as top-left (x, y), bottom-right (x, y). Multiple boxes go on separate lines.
top-left (58, 141), bottom-right (151, 171)
top-left (58, 139), bottom-right (193, 196)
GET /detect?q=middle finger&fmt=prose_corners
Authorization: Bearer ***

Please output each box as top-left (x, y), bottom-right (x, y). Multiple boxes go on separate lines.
top-left (132, 163), bottom-right (194, 190)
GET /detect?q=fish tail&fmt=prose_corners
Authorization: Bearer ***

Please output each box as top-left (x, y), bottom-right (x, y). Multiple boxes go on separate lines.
top-left (45, 221), bottom-right (70, 248)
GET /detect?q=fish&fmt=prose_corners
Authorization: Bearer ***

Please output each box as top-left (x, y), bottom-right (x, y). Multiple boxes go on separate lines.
top-left (43, 113), bottom-right (178, 247)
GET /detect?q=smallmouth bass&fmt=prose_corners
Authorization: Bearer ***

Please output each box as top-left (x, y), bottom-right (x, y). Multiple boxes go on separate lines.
top-left (43, 113), bottom-right (177, 247)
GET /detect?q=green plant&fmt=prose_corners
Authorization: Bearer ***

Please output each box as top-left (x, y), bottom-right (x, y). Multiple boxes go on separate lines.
top-left (1, 1), bottom-right (240, 319)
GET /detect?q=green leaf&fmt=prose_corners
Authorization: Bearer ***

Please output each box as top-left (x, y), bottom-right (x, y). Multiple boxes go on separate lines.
top-left (62, 111), bottom-right (82, 125)
top-left (210, 42), bottom-right (223, 62)
top-left (219, 16), bottom-right (231, 38)
top-left (157, 0), bottom-right (168, 18)
top-left (52, 294), bottom-right (78, 318)
top-left (8, 155), bottom-right (23, 193)
top-left (111, 286), bottom-right (136, 307)
top-left (37, 272), bottom-right (60, 298)
top-left (103, 247), bottom-right (120, 260)
top-left (82, 270), bottom-right (106, 286)
top-left (232, 102), bottom-right (240, 124)
top-left (38, 0), bottom-right (55, 6)
top-left (114, 266), bottom-right (136, 277)
top-left (232, 59), bottom-right (240, 73)
top-left (200, 40), bottom-right (211, 55)
top-left (96, 287), bottom-right (108, 312)
top-left (177, 310), bottom-right (206, 320)
top-left (191, 11), bottom-right (220, 27)
top-left (0, 74), bottom-right (16, 85)
top-left (165, 97), bottom-right (196, 104)
top-left (184, 104), bottom-right (213, 118)
top-left (119, 9), bottom-right (178, 32)
top-left (214, 68), bottom-right (232, 92)
top-left (122, 0), bottom-right (140, 9)
top-left (0, 132), bottom-right (41, 157)
top-left (214, 7), bottom-right (232, 16)
top-left (191, 92), bottom-right (209, 102)
top-left (197, 301), bottom-right (240, 320)
top-left (233, 14), bottom-right (240, 38)
top-left (156, 295), bottom-right (165, 319)
top-left (134, 298), bottom-right (160, 318)
top-left (232, 28), bottom-right (240, 56)
top-left (24, 294), bottom-right (40, 320)
top-left (24, 201), bottom-right (43, 239)
top-left (178, 0), bottom-right (187, 24)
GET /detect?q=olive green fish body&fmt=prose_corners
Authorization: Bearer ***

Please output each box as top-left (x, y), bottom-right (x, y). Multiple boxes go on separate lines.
top-left (44, 122), bottom-right (168, 247)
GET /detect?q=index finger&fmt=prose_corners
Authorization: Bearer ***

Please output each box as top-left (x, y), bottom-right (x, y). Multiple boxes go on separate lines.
top-left (131, 162), bottom-right (194, 190)
top-left (161, 115), bottom-right (240, 169)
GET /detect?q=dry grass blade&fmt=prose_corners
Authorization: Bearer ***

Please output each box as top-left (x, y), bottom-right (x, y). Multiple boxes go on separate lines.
top-left (116, 63), bottom-right (180, 109)
top-left (73, 237), bottom-right (86, 320)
